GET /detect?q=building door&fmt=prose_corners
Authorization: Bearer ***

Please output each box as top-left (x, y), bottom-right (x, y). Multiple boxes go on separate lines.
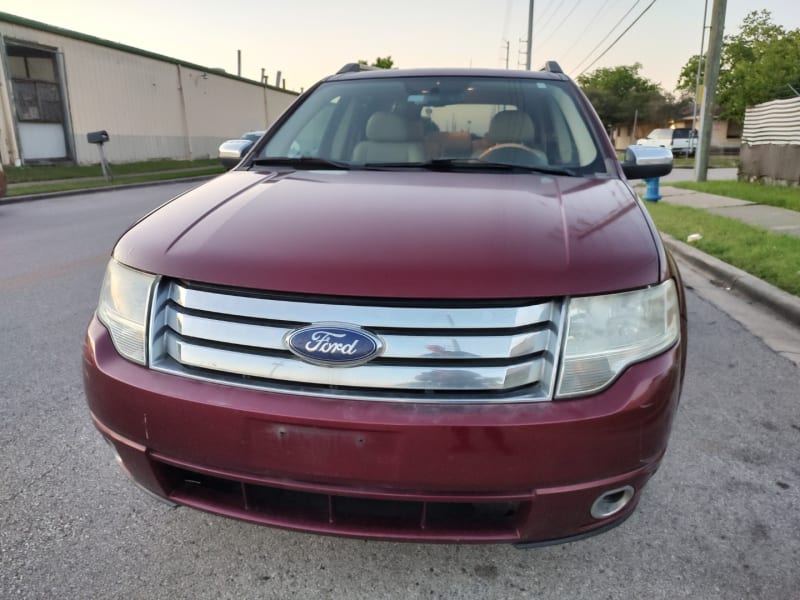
top-left (6, 43), bottom-right (68, 161)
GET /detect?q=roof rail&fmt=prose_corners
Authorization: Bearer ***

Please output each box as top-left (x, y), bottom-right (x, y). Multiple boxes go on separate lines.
top-left (336, 63), bottom-right (383, 75)
top-left (540, 61), bottom-right (564, 74)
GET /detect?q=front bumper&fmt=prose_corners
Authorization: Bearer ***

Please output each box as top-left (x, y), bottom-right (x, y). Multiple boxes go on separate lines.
top-left (83, 316), bottom-right (683, 545)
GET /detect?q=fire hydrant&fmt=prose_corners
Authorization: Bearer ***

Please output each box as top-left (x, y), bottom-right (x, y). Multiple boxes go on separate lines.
top-left (643, 177), bottom-right (661, 202)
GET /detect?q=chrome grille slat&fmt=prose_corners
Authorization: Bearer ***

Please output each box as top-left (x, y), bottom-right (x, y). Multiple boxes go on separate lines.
top-left (150, 281), bottom-right (565, 403)
top-left (169, 285), bottom-right (553, 330)
top-left (167, 307), bottom-right (553, 360)
top-left (166, 335), bottom-right (543, 392)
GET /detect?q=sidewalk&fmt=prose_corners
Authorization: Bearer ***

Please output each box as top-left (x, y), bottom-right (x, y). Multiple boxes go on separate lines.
top-left (646, 184), bottom-right (800, 325)
top-left (655, 185), bottom-right (800, 238)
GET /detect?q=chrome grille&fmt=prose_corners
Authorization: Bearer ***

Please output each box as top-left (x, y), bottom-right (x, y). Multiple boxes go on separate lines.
top-left (149, 280), bottom-right (565, 403)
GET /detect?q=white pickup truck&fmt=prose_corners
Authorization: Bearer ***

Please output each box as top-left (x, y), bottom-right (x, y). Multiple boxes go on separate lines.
top-left (637, 128), bottom-right (697, 156)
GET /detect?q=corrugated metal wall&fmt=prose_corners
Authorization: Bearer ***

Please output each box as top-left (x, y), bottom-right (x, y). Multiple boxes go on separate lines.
top-left (0, 15), bottom-right (298, 164)
top-left (740, 97), bottom-right (800, 184)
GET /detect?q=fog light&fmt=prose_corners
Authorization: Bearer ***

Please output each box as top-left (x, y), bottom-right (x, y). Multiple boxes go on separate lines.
top-left (591, 486), bottom-right (635, 519)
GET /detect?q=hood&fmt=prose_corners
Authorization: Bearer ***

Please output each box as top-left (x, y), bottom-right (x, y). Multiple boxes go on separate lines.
top-left (114, 169), bottom-right (660, 299)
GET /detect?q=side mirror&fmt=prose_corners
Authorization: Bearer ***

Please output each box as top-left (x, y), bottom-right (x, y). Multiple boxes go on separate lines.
top-left (621, 145), bottom-right (673, 180)
top-left (218, 139), bottom-right (255, 170)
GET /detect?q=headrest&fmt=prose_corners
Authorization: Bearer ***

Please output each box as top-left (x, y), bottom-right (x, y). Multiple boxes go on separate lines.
top-left (366, 112), bottom-right (410, 142)
top-left (488, 110), bottom-right (535, 143)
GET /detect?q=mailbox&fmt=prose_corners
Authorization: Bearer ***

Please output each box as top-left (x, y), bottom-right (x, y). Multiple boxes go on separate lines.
top-left (87, 130), bottom-right (109, 144)
top-left (87, 130), bottom-right (112, 181)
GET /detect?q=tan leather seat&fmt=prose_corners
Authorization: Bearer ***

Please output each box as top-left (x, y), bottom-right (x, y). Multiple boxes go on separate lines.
top-left (479, 110), bottom-right (547, 163)
top-left (488, 110), bottom-right (536, 144)
top-left (352, 112), bottom-right (426, 163)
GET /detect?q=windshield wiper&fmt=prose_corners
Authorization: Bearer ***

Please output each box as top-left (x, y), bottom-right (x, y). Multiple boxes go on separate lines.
top-left (361, 158), bottom-right (576, 176)
top-left (252, 156), bottom-right (576, 176)
top-left (250, 156), bottom-right (351, 170)
top-left (426, 158), bottom-right (577, 176)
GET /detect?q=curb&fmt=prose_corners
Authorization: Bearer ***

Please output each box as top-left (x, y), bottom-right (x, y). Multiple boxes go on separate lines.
top-left (1, 175), bottom-right (217, 205)
top-left (661, 233), bottom-right (800, 325)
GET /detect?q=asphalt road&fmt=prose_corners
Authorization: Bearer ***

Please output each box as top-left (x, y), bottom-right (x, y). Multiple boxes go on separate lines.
top-left (1, 182), bottom-right (798, 599)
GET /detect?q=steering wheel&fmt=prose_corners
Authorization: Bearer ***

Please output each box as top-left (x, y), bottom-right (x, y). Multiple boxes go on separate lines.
top-left (479, 143), bottom-right (548, 167)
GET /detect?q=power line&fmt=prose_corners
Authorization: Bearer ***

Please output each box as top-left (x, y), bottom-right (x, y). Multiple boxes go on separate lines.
top-left (536, 0), bottom-right (587, 50)
top-left (570, 0), bottom-right (643, 75)
top-left (558, 0), bottom-right (615, 62)
top-left (533, 0), bottom-right (565, 36)
top-left (577, 0), bottom-right (659, 77)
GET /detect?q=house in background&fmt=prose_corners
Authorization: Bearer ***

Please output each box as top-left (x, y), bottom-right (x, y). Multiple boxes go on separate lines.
top-left (0, 12), bottom-right (298, 165)
top-left (612, 113), bottom-right (741, 153)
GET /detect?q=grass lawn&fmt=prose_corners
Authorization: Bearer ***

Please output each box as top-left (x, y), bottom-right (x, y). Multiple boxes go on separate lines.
top-left (4, 168), bottom-right (223, 197)
top-left (644, 201), bottom-right (800, 296)
top-left (669, 180), bottom-right (800, 213)
top-left (5, 159), bottom-right (221, 183)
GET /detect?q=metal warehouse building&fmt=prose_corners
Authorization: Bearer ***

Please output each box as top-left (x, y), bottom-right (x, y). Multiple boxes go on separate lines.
top-left (0, 12), bottom-right (298, 165)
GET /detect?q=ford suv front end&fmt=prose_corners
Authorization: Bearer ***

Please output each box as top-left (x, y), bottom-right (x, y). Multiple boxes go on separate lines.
top-left (83, 63), bottom-right (685, 546)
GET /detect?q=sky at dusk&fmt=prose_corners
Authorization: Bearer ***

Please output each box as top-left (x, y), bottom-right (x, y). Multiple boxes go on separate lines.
top-left (4, 1), bottom-right (800, 95)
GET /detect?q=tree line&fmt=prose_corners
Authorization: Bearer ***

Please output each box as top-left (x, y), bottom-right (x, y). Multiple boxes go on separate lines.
top-left (578, 10), bottom-right (800, 132)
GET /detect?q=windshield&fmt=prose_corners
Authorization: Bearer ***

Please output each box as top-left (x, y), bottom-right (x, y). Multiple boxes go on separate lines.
top-left (256, 76), bottom-right (607, 176)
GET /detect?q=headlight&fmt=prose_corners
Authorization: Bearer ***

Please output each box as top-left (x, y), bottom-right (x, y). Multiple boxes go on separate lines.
top-left (556, 280), bottom-right (680, 398)
top-left (96, 259), bottom-right (157, 365)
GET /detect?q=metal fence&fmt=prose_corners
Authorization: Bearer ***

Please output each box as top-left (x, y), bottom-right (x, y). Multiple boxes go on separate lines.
top-left (740, 96), bottom-right (800, 184)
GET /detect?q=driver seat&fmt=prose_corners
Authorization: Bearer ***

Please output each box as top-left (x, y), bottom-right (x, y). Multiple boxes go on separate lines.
top-left (481, 110), bottom-right (547, 163)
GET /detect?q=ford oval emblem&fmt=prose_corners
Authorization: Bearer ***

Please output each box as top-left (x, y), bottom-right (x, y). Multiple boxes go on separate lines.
top-left (285, 323), bottom-right (383, 367)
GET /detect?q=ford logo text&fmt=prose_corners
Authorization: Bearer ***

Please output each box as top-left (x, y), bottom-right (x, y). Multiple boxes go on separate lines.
top-left (285, 324), bottom-right (383, 367)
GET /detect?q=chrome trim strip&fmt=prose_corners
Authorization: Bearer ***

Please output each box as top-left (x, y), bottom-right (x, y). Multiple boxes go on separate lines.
top-left (167, 308), bottom-right (552, 360)
top-left (164, 335), bottom-right (544, 392)
top-left (169, 283), bottom-right (554, 330)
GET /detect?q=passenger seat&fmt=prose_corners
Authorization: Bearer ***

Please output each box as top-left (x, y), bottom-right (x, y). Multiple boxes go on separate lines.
top-left (352, 112), bottom-right (426, 164)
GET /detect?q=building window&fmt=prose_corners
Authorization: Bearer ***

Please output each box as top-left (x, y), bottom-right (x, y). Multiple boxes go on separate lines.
top-left (7, 45), bottom-right (63, 123)
top-left (726, 120), bottom-right (742, 139)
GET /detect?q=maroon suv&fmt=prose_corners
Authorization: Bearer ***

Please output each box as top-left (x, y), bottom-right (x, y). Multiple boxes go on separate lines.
top-left (83, 63), bottom-right (685, 546)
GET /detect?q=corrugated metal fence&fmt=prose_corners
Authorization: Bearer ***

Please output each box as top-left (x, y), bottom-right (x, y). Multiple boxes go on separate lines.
top-left (740, 97), bottom-right (800, 183)
top-left (742, 97), bottom-right (800, 145)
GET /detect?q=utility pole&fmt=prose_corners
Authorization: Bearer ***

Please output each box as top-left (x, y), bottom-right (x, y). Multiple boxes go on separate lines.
top-left (502, 39), bottom-right (510, 69)
top-left (688, 0), bottom-right (710, 159)
top-left (525, 0), bottom-right (535, 70)
top-left (695, 0), bottom-right (727, 182)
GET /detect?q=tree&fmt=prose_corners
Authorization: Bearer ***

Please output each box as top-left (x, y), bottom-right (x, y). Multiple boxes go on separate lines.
top-left (676, 10), bottom-right (800, 123)
top-left (577, 64), bottom-right (680, 132)
top-left (676, 54), bottom-right (703, 94)
top-left (357, 56), bottom-right (394, 69)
